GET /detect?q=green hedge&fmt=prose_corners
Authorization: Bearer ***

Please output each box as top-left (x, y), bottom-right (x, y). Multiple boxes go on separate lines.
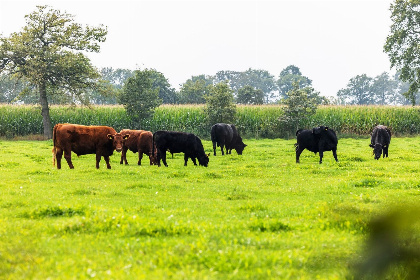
top-left (1, 104), bottom-right (420, 139)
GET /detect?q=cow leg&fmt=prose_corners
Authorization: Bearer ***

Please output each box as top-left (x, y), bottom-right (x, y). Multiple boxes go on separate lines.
top-left (63, 149), bottom-right (74, 169)
top-left (333, 150), bottom-right (338, 162)
top-left (319, 150), bottom-right (324, 164)
top-left (120, 147), bottom-right (128, 165)
top-left (213, 141), bottom-right (217, 156)
top-left (190, 156), bottom-right (197, 166)
top-left (56, 148), bottom-right (63, 169)
top-left (138, 150), bottom-right (143, 165)
top-left (161, 150), bottom-right (168, 167)
top-left (383, 146), bottom-right (388, 158)
top-left (96, 154), bottom-right (102, 169)
top-left (295, 147), bottom-right (304, 163)
top-left (221, 144), bottom-right (225, 155)
top-left (184, 154), bottom-right (189, 166)
top-left (104, 155), bottom-right (111, 169)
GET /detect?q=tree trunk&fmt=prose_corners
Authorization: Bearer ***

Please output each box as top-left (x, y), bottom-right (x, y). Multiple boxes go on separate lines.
top-left (39, 82), bottom-right (53, 139)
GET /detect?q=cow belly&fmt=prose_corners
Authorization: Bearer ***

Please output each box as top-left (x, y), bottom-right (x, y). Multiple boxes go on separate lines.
top-left (71, 144), bottom-right (96, 156)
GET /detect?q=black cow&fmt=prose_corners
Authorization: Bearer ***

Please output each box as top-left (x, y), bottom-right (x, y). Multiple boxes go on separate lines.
top-left (295, 126), bottom-right (338, 164)
top-left (369, 125), bottom-right (391, 160)
top-left (211, 123), bottom-right (247, 156)
top-left (153, 131), bottom-right (209, 167)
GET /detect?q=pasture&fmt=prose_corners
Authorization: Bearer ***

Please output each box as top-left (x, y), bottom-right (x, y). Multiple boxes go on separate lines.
top-left (0, 137), bottom-right (419, 279)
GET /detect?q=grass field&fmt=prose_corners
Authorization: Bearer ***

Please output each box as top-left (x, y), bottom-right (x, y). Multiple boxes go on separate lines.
top-left (0, 137), bottom-right (419, 279)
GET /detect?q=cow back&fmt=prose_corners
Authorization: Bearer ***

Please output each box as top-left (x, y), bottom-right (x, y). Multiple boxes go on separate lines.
top-left (55, 124), bottom-right (116, 156)
top-left (120, 129), bottom-right (144, 152)
top-left (211, 123), bottom-right (233, 145)
top-left (371, 125), bottom-right (391, 146)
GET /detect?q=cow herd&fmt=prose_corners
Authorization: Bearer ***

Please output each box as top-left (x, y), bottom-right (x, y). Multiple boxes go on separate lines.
top-left (52, 122), bottom-right (391, 169)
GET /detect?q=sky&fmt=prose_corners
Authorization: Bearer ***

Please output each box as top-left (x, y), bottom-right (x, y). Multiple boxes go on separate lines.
top-left (0, 0), bottom-right (394, 97)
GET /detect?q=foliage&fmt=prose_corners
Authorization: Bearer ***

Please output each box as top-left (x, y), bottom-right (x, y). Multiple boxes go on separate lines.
top-left (4, 104), bottom-right (420, 139)
top-left (277, 65), bottom-right (312, 100)
top-left (0, 5), bottom-right (107, 138)
top-left (236, 85), bottom-right (264, 105)
top-left (148, 69), bottom-right (177, 104)
top-left (384, 0), bottom-right (420, 105)
top-left (178, 77), bottom-right (209, 104)
top-left (1, 138), bottom-right (420, 279)
top-left (371, 72), bottom-right (399, 105)
top-left (203, 82), bottom-right (236, 125)
top-left (280, 83), bottom-right (319, 135)
top-left (337, 74), bottom-right (374, 105)
top-left (119, 69), bottom-right (162, 129)
top-left (335, 72), bottom-right (412, 105)
top-left (212, 68), bottom-right (278, 103)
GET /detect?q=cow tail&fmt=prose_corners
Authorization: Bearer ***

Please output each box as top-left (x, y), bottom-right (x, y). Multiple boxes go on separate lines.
top-left (52, 124), bottom-right (58, 166)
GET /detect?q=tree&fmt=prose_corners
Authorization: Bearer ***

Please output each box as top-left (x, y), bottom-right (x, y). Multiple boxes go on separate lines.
top-left (0, 73), bottom-right (34, 103)
top-left (178, 75), bottom-right (212, 104)
top-left (119, 69), bottom-right (162, 129)
top-left (384, 0), bottom-right (420, 105)
top-left (0, 6), bottom-right (107, 138)
top-left (148, 69), bottom-right (177, 104)
top-left (277, 65), bottom-right (312, 100)
top-left (204, 82), bottom-right (236, 125)
top-left (214, 68), bottom-right (277, 103)
top-left (280, 83), bottom-right (318, 136)
top-left (371, 72), bottom-right (398, 105)
top-left (237, 85), bottom-right (264, 105)
top-left (336, 74), bottom-right (374, 105)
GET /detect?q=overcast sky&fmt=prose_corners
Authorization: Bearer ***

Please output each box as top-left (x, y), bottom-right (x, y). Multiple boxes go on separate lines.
top-left (0, 0), bottom-right (394, 96)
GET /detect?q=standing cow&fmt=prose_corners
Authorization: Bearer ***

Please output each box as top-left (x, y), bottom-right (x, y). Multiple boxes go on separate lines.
top-left (153, 131), bottom-right (209, 167)
top-left (119, 129), bottom-right (157, 165)
top-left (295, 126), bottom-right (338, 164)
top-left (211, 123), bottom-right (247, 156)
top-left (369, 125), bottom-right (391, 160)
top-left (52, 123), bottom-right (129, 169)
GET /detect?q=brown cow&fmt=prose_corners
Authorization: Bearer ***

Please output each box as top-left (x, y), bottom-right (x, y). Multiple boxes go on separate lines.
top-left (119, 129), bottom-right (157, 165)
top-left (52, 123), bottom-right (129, 169)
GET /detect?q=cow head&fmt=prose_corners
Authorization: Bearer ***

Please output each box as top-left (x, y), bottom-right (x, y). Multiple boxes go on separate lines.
top-left (235, 142), bottom-right (247, 155)
top-left (198, 153), bottom-right (210, 167)
top-left (373, 143), bottom-right (382, 160)
top-left (313, 126), bottom-right (328, 135)
top-left (108, 133), bottom-right (130, 152)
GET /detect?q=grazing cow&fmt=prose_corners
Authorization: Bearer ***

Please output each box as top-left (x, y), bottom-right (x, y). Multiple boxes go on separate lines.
top-left (52, 123), bottom-right (129, 169)
top-left (369, 125), bottom-right (391, 160)
top-left (153, 130), bottom-right (209, 167)
top-left (211, 123), bottom-right (247, 156)
top-left (295, 126), bottom-right (338, 164)
top-left (119, 129), bottom-right (157, 165)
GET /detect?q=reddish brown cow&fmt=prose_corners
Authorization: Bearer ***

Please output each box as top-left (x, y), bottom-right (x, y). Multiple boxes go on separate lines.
top-left (119, 129), bottom-right (157, 165)
top-left (52, 123), bottom-right (129, 169)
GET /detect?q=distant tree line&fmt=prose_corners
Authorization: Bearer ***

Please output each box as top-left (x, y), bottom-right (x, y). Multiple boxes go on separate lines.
top-left (1, 65), bottom-right (415, 106)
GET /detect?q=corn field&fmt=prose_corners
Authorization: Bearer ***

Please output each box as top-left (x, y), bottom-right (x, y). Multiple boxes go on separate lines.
top-left (1, 104), bottom-right (420, 139)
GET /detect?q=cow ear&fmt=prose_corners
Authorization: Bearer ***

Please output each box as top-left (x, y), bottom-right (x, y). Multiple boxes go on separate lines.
top-left (107, 134), bottom-right (114, 140)
top-left (325, 127), bottom-right (328, 130)
top-left (123, 134), bottom-right (130, 140)
top-left (207, 153), bottom-right (210, 157)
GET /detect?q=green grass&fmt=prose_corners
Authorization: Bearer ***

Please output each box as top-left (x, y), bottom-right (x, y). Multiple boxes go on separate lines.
top-left (0, 138), bottom-right (419, 279)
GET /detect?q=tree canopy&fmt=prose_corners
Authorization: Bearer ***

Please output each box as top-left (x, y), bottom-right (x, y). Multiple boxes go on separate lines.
top-left (0, 5), bottom-right (107, 138)
top-left (384, 0), bottom-right (420, 105)
top-left (204, 82), bottom-right (236, 125)
top-left (119, 69), bottom-right (162, 129)
top-left (277, 65), bottom-right (312, 100)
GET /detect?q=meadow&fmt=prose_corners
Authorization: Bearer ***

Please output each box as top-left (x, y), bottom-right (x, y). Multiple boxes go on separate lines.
top-left (0, 137), bottom-right (419, 279)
